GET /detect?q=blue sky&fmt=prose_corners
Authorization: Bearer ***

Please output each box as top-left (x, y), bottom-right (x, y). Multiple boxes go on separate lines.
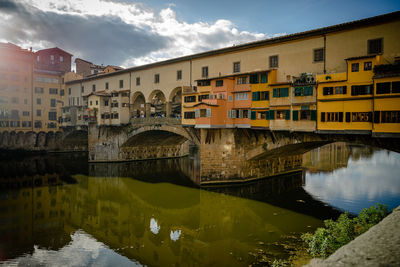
top-left (1, 0), bottom-right (399, 67)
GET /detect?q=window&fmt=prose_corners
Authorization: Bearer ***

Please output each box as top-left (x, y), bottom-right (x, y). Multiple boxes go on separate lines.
top-left (69, 88), bottom-right (71, 95)
top-left (237, 76), bottom-right (247, 84)
top-left (22, 121), bottom-right (32, 127)
top-left (322, 112), bottom-right (343, 122)
top-left (269, 55), bottom-right (278, 68)
top-left (112, 113), bottom-right (119, 119)
top-left (34, 121), bottom-right (42, 128)
top-left (376, 82), bottom-right (391, 94)
top-left (184, 96), bottom-right (196, 103)
top-left (228, 95), bottom-right (233, 102)
top-left (335, 86), bottom-right (347, 95)
top-left (154, 74), bottom-right (160, 83)
top-left (60, 56), bottom-right (63, 62)
top-left (368, 38), bottom-right (383, 54)
top-left (198, 94), bottom-right (209, 101)
top-left (202, 66), bottom-right (208, 78)
top-left (96, 100), bottom-right (99, 105)
top-left (119, 80), bottom-right (123, 88)
top-left (177, 70), bottom-right (182, 80)
top-left (37, 55), bottom-right (40, 62)
top-left (393, 82), bottom-right (400, 93)
top-left (233, 62), bottom-right (240, 73)
top-left (11, 97), bottom-right (18, 104)
top-left (22, 111), bottom-right (29, 116)
top-left (92, 84), bottom-right (96, 92)
top-left (35, 87), bottom-right (44, 93)
top-left (235, 92), bottom-right (248, 100)
top-left (105, 82), bottom-right (109, 90)
top-left (136, 77), bottom-right (140, 86)
top-left (60, 89), bottom-right (64, 96)
top-left (215, 80), bottom-right (223, 87)
top-left (273, 87), bottom-right (289, 97)
top-left (252, 91), bottom-right (269, 101)
top-left (24, 99), bottom-right (28, 104)
top-left (50, 99), bottom-right (56, 107)
top-left (49, 88), bottom-right (58, 94)
top-left (364, 61), bottom-right (372, 71)
top-left (36, 110), bottom-right (41, 116)
top-left (276, 110), bottom-right (290, 120)
top-left (294, 86), bottom-right (313, 96)
top-left (50, 55), bottom-right (54, 61)
top-left (249, 74), bottom-right (259, 84)
top-left (36, 98), bottom-right (41, 105)
top-left (81, 86), bottom-right (84, 93)
top-left (351, 85), bottom-right (372, 96)
top-left (381, 111), bottom-right (400, 123)
top-left (48, 111), bottom-right (57, 121)
top-left (352, 63), bottom-right (359, 72)
top-left (104, 100), bottom-right (109, 106)
top-left (260, 72), bottom-right (268, 83)
top-left (314, 48), bottom-right (324, 62)
top-left (198, 80), bottom-right (211, 86)
top-left (184, 112), bottom-right (195, 119)
top-left (352, 112), bottom-right (372, 122)
top-left (198, 108), bottom-right (211, 118)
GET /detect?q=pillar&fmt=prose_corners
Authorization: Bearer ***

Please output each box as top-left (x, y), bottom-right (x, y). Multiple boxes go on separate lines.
top-left (145, 102), bottom-right (151, 118)
top-left (166, 101), bottom-right (172, 118)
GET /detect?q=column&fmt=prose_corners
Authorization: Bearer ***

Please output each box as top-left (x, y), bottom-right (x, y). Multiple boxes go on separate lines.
top-left (145, 102), bottom-right (151, 118)
top-left (166, 101), bottom-right (172, 118)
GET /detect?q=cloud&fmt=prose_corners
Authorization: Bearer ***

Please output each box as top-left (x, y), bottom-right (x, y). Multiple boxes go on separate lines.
top-left (0, 0), bottom-right (279, 67)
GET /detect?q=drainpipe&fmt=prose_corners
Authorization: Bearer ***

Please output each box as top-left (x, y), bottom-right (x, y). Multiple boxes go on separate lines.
top-left (190, 59), bottom-right (192, 87)
top-left (323, 34), bottom-right (327, 74)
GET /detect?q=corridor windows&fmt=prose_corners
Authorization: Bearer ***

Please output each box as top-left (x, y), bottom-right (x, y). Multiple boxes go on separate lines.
top-left (351, 63), bottom-right (359, 72)
top-left (364, 61), bottom-right (372, 71)
top-left (269, 55), bottom-right (278, 68)
top-left (154, 74), bottom-right (160, 83)
top-left (177, 70), bottom-right (182, 80)
top-left (202, 66), bottom-right (208, 78)
top-left (313, 48), bottom-right (324, 62)
top-left (233, 62), bottom-right (240, 73)
top-left (368, 38), bottom-right (383, 54)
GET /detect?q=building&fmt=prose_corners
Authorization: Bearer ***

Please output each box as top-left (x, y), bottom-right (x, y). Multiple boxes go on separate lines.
top-left (61, 11), bottom-right (400, 136)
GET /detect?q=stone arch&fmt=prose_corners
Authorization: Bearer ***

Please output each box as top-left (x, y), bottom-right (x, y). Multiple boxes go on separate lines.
top-left (9, 131), bottom-right (17, 147)
top-left (16, 131), bottom-right (25, 148)
top-left (169, 87), bottom-right (182, 118)
top-left (36, 131), bottom-right (47, 148)
top-left (25, 131), bottom-right (37, 148)
top-left (148, 90), bottom-right (166, 117)
top-left (1, 131), bottom-right (9, 147)
top-left (45, 131), bottom-right (56, 148)
top-left (131, 91), bottom-right (146, 118)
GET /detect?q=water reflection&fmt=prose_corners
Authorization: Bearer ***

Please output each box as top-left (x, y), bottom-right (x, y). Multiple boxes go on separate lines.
top-left (303, 143), bottom-right (400, 214)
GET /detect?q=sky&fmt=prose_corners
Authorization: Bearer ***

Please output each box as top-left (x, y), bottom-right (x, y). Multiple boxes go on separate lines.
top-left (0, 0), bottom-right (399, 68)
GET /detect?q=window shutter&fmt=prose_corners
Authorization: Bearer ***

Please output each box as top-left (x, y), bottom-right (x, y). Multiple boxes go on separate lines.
top-left (251, 111), bottom-right (256, 120)
top-left (345, 112), bottom-right (351, 122)
top-left (339, 112), bottom-right (344, 122)
top-left (270, 110), bottom-right (275, 120)
top-left (374, 111), bottom-right (380, 123)
top-left (273, 88), bottom-right (277, 98)
top-left (285, 109), bottom-right (291, 120)
top-left (206, 108), bottom-right (211, 118)
top-left (247, 110), bottom-right (251, 118)
top-left (195, 109), bottom-right (199, 118)
top-left (293, 110), bottom-right (299, 121)
top-left (285, 87), bottom-right (289, 97)
top-left (311, 110), bottom-right (317, 121)
top-left (321, 112), bottom-right (325, 122)
top-left (343, 86), bottom-right (347, 95)
top-left (368, 112), bottom-right (373, 122)
top-left (266, 91), bottom-right (270, 100)
top-left (227, 110), bottom-right (231, 119)
top-left (265, 111), bottom-right (270, 120)
top-left (252, 92), bottom-right (257, 101)
top-left (239, 109), bottom-right (243, 118)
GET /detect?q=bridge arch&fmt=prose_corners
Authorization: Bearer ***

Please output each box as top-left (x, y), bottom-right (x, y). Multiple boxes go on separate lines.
top-left (131, 91), bottom-right (146, 118)
top-left (169, 87), bottom-right (182, 118)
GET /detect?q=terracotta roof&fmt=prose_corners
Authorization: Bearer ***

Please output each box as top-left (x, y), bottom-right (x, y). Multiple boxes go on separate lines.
top-left (345, 55), bottom-right (378, 61)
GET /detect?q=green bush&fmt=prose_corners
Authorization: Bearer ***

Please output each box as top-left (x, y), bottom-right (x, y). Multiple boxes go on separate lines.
top-left (302, 204), bottom-right (389, 258)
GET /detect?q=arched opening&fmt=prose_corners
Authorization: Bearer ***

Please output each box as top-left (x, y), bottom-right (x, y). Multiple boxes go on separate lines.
top-left (169, 87), bottom-right (182, 118)
top-left (148, 90), bottom-right (166, 117)
top-left (131, 92), bottom-right (146, 118)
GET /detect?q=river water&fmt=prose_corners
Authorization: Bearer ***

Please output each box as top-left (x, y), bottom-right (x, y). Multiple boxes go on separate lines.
top-left (0, 142), bottom-right (399, 266)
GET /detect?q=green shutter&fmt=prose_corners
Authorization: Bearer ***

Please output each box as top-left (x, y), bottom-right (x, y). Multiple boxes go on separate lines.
top-left (311, 110), bottom-right (317, 121)
top-left (265, 111), bottom-right (270, 120)
top-left (269, 110), bottom-right (275, 120)
top-left (252, 92), bottom-right (257, 101)
top-left (293, 110), bottom-right (299, 121)
top-left (285, 109), bottom-right (290, 120)
top-left (321, 112), bottom-right (325, 122)
top-left (266, 91), bottom-right (270, 100)
top-left (256, 91), bottom-right (260, 101)
top-left (261, 73), bottom-right (268, 83)
top-left (251, 111), bottom-right (256, 120)
top-left (284, 87), bottom-right (289, 97)
top-left (273, 88), bottom-right (277, 98)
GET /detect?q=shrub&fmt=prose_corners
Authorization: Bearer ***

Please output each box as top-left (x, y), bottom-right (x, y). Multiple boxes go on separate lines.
top-left (302, 204), bottom-right (389, 259)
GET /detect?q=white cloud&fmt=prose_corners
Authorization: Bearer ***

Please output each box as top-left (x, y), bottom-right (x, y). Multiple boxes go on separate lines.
top-left (1, 0), bottom-right (283, 67)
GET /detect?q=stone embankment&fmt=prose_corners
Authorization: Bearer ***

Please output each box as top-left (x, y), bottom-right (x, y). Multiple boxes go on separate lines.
top-left (305, 205), bottom-right (400, 266)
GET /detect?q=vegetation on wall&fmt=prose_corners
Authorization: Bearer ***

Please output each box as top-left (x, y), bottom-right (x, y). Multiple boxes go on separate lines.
top-left (301, 203), bottom-right (389, 259)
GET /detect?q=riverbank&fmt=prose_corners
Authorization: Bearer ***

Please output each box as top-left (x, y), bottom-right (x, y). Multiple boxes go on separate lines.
top-left (305, 205), bottom-right (400, 266)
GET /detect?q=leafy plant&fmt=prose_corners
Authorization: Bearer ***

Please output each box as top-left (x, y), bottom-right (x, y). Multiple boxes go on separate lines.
top-left (302, 204), bottom-right (389, 259)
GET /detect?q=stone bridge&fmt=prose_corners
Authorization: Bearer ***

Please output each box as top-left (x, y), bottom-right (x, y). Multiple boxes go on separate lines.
top-left (88, 118), bottom-right (400, 184)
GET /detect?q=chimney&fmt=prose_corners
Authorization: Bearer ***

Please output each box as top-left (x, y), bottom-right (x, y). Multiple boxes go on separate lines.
top-left (30, 47), bottom-right (32, 52)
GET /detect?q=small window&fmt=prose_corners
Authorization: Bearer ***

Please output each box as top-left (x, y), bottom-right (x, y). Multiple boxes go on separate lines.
top-left (36, 55), bottom-right (40, 62)
top-left (104, 100), bottom-right (109, 106)
top-left (202, 66), bottom-right (208, 78)
top-left (60, 56), bottom-right (63, 62)
top-left (364, 61), bottom-right (372, 71)
top-left (36, 110), bottom-right (41, 116)
top-left (50, 99), bottom-right (56, 107)
top-left (177, 70), bottom-right (182, 80)
top-left (154, 74), bottom-right (160, 83)
top-left (60, 89), bottom-right (64, 96)
top-left (215, 80), bottom-right (223, 87)
top-left (136, 77), bottom-right (140, 86)
top-left (376, 82), bottom-right (390, 94)
top-left (68, 88), bottom-right (71, 95)
top-left (92, 84), bottom-right (96, 92)
top-left (237, 76), bottom-right (247, 84)
top-left (351, 63), bottom-right (359, 72)
top-left (36, 98), bottom-right (41, 105)
top-left (269, 55), bottom-right (278, 68)
top-left (119, 80), bottom-right (123, 88)
top-left (105, 82), bottom-right (109, 90)
top-left (233, 62), bottom-right (240, 73)
top-left (368, 38), bottom-right (383, 54)
top-left (314, 48), bottom-right (324, 62)
top-left (81, 86), bottom-right (84, 93)
top-left (50, 55), bottom-right (54, 61)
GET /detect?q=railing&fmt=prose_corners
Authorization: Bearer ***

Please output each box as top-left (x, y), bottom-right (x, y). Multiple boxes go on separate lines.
top-left (130, 117), bottom-right (182, 126)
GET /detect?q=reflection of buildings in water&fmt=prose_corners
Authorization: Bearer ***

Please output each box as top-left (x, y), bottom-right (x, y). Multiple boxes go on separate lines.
top-left (302, 142), bottom-right (379, 174)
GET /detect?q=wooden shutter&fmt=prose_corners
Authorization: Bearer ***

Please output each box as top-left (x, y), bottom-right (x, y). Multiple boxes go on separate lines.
top-left (339, 112), bottom-right (343, 122)
top-left (311, 110), bottom-right (317, 121)
top-left (269, 110), bottom-right (275, 120)
top-left (273, 88), bottom-right (277, 98)
top-left (374, 111), bottom-right (380, 123)
top-left (293, 110), bottom-right (299, 121)
top-left (345, 112), bottom-right (351, 122)
top-left (195, 109), bottom-right (199, 118)
top-left (285, 109), bottom-right (291, 120)
top-left (321, 112), bottom-right (325, 122)
top-left (251, 111), bottom-right (256, 120)
top-left (206, 108), bottom-right (211, 118)
top-left (265, 111), bottom-right (270, 120)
